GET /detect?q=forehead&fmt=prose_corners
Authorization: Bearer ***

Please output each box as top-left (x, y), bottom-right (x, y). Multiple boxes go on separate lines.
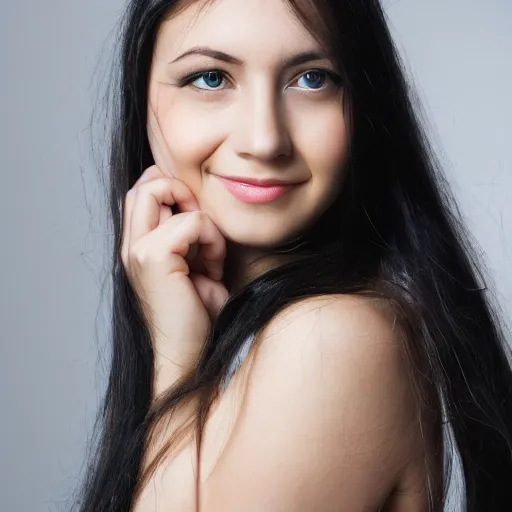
top-left (155, 0), bottom-right (320, 62)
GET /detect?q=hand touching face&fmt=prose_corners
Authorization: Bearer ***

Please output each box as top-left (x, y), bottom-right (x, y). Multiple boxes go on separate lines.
top-left (147, 0), bottom-right (349, 248)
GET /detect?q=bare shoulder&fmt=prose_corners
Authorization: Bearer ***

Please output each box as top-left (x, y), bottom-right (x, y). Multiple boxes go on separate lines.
top-left (202, 294), bottom-right (437, 511)
top-left (249, 293), bottom-right (406, 384)
top-left (258, 292), bottom-right (400, 348)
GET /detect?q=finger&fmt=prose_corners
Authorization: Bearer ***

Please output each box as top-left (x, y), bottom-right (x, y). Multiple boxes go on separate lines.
top-left (142, 211), bottom-right (226, 280)
top-left (130, 177), bottom-right (200, 247)
top-left (189, 273), bottom-right (229, 322)
top-left (122, 165), bottom-right (165, 267)
top-left (184, 213), bottom-right (226, 281)
top-left (146, 103), bottom-right (187, 220)
top-left (159, 204), bottom-right (173, 227)
top-left (198, 236), bottom-right (226, 281)
top-left (135, 164), bottom-right (165, 185)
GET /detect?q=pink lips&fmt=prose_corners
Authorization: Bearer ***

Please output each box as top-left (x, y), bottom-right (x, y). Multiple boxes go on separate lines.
top-left (214, 175), bottom-right (298, 204)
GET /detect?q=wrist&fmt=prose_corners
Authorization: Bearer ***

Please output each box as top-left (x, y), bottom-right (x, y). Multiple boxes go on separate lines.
top-left (152, 351), bottom-right (199, 400)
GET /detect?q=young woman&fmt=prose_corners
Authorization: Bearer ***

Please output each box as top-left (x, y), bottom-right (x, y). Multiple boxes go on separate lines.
top-left (74, 0), bottom-right (512, 510)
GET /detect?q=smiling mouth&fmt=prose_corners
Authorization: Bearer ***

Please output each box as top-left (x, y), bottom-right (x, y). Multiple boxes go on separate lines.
top-left (213, 174), bottom-right (302, 204)
top-left (213, 174), bottom-right (305, 187)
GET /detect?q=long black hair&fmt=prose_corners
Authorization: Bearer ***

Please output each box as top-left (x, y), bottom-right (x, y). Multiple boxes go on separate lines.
top-left (72, 0), bottom-right (512, 510)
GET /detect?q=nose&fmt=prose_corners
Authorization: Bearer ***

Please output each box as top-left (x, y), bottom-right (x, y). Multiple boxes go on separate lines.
top-left (233, 82), bottom-right (292, 161)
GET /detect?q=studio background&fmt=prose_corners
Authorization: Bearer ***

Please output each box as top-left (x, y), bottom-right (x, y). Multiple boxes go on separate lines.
top-left (1, 1), bottom-right (511, 510)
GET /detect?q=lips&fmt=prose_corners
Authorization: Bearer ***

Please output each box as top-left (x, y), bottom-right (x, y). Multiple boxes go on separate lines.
top-left (214, 175), bottom-right (300, 187)
top-left (213, 174), bottom-right (301, 204)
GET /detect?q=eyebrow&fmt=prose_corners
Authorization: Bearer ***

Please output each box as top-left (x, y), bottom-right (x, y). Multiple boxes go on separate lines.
top-left (168, 46), bottom-right (330, 68)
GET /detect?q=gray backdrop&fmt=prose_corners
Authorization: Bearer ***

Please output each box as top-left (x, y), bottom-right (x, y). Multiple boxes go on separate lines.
top-left (2, 1), bottom-right (511, 511)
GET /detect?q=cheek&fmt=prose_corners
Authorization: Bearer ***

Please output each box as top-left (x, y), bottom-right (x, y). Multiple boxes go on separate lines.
top-left (160, 105), bottom-right (218, 172)
top-left (149, 89), bottom-right (226, 193)
top-left (296, 107), bottom-right (349, 189)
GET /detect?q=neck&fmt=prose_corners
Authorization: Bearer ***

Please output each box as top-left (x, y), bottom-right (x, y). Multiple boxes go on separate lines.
top-left (223, 241), bottom-right (291, 295)
top-left (224, 235), bottom-right (310, 295)
top-left (222, 242), bottom-right (263, 295)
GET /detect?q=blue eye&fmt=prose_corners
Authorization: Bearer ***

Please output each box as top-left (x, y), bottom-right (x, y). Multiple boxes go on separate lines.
top-left (297, 71), bottom-right (326, 90)
top-left (177, 68), bottom-right (341, 93)
top-left (191, 71), bottom-right (225, 90)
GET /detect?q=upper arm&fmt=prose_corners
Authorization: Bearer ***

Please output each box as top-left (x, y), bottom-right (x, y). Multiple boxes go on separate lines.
top-left (201, 295), bottom-right (423, 512)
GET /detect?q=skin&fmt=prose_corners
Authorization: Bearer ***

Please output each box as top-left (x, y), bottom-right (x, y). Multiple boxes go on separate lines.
top-left (147, 0), bottom-right (349, 292)
top-left (132, 0), bottom-right (443, 509)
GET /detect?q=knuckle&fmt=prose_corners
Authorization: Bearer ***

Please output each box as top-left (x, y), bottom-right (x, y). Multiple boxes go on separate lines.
top-left (147, 164), bottom-right (161, 175)
top-left (151, 248), bottom-right (169, 265)
top-left (192, 210), bottom-right (206, 223)
top-left (135, 177), bottom-right (171, 196)
top-left (130, 241), bottom-right (150, 266)
top-left (184, 211), bottom-right (204, 230)
top-left (130, 240), bottom-right (168, 269)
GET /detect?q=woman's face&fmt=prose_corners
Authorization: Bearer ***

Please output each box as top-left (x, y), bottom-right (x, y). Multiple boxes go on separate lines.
top-left (147, 0), bottom-right (349, 247)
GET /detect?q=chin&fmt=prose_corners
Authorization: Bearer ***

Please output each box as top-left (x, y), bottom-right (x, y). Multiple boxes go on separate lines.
top-left (201, 204), bottom-right (312, 249)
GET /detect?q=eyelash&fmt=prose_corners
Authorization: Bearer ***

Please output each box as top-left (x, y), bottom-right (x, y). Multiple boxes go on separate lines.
top-left (175, 68), bottom-right (343, 94)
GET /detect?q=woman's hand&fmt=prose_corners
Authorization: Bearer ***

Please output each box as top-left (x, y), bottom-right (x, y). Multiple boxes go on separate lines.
top-left (121, 165), bottom-right (229, 387)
